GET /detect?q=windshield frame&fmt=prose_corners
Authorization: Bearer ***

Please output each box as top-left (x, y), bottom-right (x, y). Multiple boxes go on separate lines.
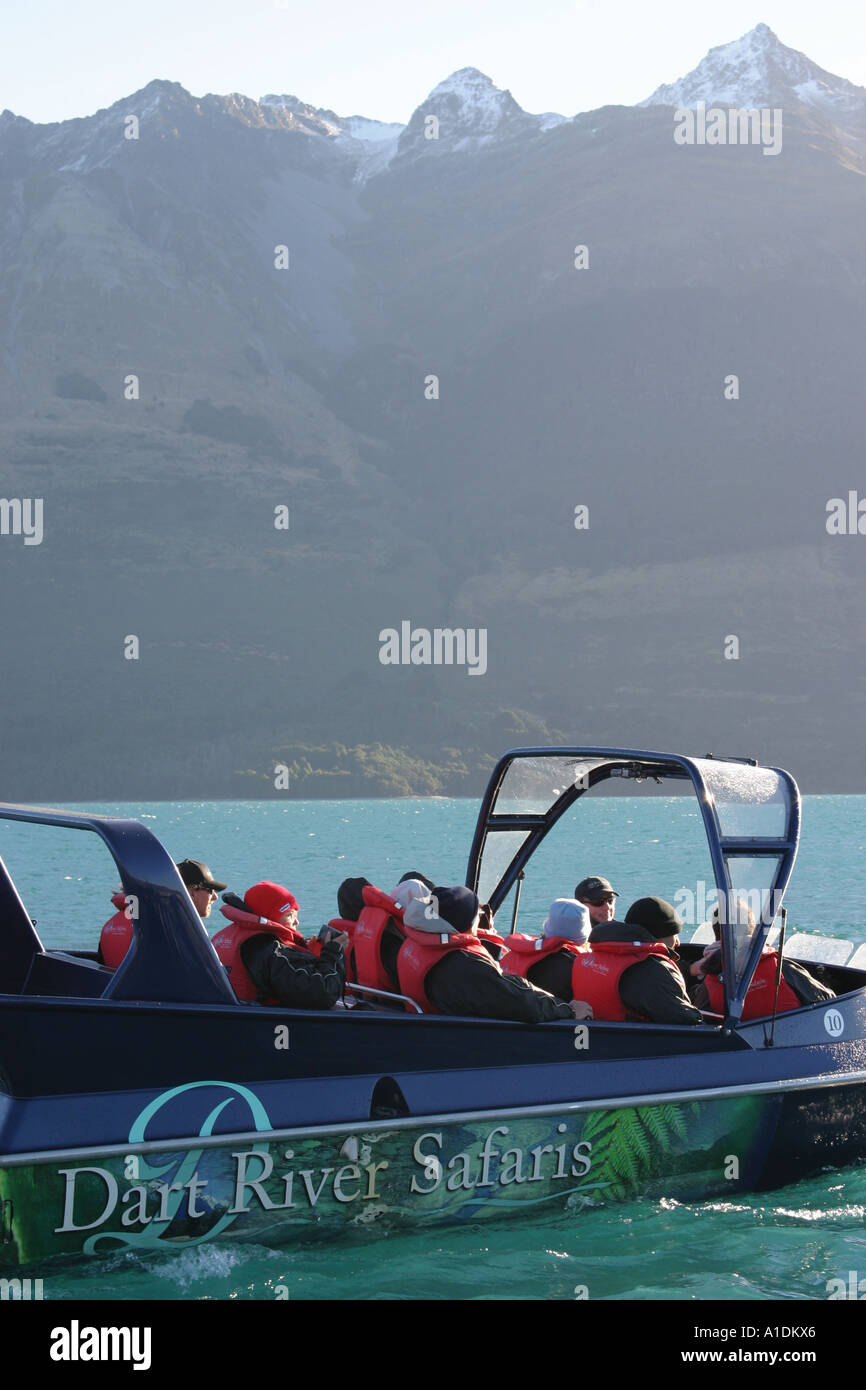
top-left (466, 746), bottom-right (800, 1024)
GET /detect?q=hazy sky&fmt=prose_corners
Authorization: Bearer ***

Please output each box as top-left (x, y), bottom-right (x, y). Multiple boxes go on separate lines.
top-left (2, 0), bottom-right (864, 125)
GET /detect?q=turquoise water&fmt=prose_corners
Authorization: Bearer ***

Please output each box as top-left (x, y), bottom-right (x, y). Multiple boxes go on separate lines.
top-left (2, 794), bottom-right (865, 1301)
top-left (6, 794), bottom-right (866, 949)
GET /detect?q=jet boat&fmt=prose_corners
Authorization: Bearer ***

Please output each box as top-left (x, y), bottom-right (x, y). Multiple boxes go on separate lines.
top-left (2, 747), bottom-right (865, 1268)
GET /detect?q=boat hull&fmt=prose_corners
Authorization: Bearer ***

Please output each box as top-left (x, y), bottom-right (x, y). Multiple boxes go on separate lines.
top-left (3, 1075), bottom-right (866, 1269)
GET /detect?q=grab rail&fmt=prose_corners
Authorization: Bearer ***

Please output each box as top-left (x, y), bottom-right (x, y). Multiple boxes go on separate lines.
top-left (346, 982), bottom-right (423, 1014)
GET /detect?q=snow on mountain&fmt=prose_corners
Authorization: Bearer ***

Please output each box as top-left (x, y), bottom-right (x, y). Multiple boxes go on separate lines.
top-left (423, 67), bottom-right (528, 138)
top-left (260, 94), bottom-right (403, 178)
top-left (257, 93), bottom-right (345, 136)
top-left (12, 25), bottom-right (864, 191)
top-left (394, 66), bottom-right (565, 162)
top-left (640, 22), bottom-right (866, 115)
top-left (341, 114), bottom-right (404, 145)
top-left (260, 95), bottom-right (399, 142)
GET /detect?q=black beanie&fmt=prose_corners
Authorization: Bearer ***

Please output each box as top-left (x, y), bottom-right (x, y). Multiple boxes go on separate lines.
top-left (624, 896), bottom-right (683, 939)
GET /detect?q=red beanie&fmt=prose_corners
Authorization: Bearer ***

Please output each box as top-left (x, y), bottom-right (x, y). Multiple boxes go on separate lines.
top-left (244, 881), bottom-right (299, 921)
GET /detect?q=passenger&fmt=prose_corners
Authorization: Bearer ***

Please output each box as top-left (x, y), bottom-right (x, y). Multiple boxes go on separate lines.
top-left (393, 878), bottom-right (506, 961)
top-left (336, 877), bottom-right (371, 924)
top-left (212, 881), bottom-right (346, 1009)
top-left (691, 903), bottom-right (835, 1017)
top-left (99, 857), bottom-right (227, 967)
top-left (391, 878), bottom-right (430, 912)
top-left (398, 886), bottom-right (592, 1022)
top-left (572, 897), bottom-right (703, 1025)
top-left (502, 899), bottom-right (592, 999)
top-left (575, 876), bottom-right (655, 946)
top-left (348, 881), bottom-right (409, 993)
top-left (575, 876), bottom-right (634, 937)
top-left (177, 859), bottom-right (227, 921)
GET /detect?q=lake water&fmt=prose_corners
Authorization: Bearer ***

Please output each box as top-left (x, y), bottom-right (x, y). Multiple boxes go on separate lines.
top-left (2, 793), bottom-right (864, 1302)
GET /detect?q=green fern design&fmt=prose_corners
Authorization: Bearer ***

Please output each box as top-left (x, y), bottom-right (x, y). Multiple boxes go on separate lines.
top-left (580, 1102), bottom-right (696, 1198)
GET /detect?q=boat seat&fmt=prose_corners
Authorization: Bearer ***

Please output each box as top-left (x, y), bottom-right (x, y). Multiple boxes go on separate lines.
top-left (21, 950), bottom-right (113, 999)
top-left (783, 933), bottom-right (853, 965)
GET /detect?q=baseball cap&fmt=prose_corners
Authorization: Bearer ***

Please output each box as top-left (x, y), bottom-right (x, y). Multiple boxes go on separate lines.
top-left (177, 859), bottom-right (226, 892)
top-left (575, 876), bottom-right (619, 903)
top-left (404, 885), bottom-right (479, 935)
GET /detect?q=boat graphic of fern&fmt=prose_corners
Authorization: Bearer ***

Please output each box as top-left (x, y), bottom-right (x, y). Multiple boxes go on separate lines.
top-left (578, 1103), bottom-right (696, 1199)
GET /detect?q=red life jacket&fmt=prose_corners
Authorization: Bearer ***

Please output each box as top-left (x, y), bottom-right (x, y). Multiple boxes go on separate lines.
top-left (570, 940), bottom-right (673, 1021)
top-left (704, 950), bottom-right (801, 1020)
top-left (396, 922), bottom-right (495, 1014)
top-left (501, 933), bottom-right (586, 981)
top-left (353, 885), bottom-right (405, 992)
top-left (212, 904), bottom-right (313, 1004)
top-left (99, 892), bottom-right (133, 968)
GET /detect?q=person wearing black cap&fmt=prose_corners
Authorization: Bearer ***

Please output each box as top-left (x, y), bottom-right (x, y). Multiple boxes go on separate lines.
top-left (575, 876), bottom-right (619, 930)
top-left (177, 859), bottom-right (227, 920)
top-left (398, 886), bottom-right (592, 1023)
top-left (575, 875), bottom-right (656, 946)
top-left (100, 857), bottom-right (227, 968)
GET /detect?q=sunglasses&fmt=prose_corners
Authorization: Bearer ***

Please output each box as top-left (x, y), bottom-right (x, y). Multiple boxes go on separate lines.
top-left (592, 894), bottom-right (616, 904)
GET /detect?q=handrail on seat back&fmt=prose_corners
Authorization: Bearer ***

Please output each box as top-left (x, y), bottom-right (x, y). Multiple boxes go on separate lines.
top-left (346, 981), bottom-right (423, 1014)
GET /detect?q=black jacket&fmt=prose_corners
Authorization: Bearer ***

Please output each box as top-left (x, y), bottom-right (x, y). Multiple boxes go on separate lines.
top-left (426, 948), bottom-right (574, 1023)
top-left (241, 934), bottom-right (346, 1009)
top-left (530, 944), bottom-right (701, 1024)
top-left (617, 954), bottom-right (703, 1025)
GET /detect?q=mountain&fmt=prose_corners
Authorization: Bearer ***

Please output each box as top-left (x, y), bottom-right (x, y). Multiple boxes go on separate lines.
top-left (259, 92), bottom-right (404, 179)
top-left (260, 68), bottom-right (567, 177)
top-left (641, 21), bottom-right (866, 120)
top-left (392, 67), bottom-right (565, 164)
top-left (1, 30), bottom-right (865, 796)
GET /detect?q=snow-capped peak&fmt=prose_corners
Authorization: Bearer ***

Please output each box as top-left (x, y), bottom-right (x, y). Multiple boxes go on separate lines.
top-left (640, 22), bottom-right (866, 114)
top-left (395, 66), bottom-right (564, 159)
top-left (418, 66), bottom-right (527, 135)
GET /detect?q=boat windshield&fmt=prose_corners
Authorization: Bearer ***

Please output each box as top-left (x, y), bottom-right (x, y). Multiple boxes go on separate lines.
top-left (467, 747), bottom-right (800, 1021)
top-left (690, 759), bottom-right (789, 839)
top-left (494, 756), bottom-right (609, 814)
